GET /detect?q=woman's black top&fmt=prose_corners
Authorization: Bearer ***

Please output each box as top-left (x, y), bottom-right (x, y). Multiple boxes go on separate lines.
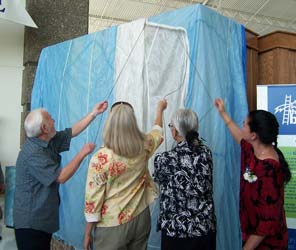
top-left (154, 140), bottom-right (216, 238)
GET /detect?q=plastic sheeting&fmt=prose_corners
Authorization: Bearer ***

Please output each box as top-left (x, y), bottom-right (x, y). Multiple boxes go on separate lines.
top-left (149, 5), bottom-right (247, 250)
top-left (115, 19), bottom-right (189, 160)
top-left (31, 4), bottom-right (247, 250)
top-left (32, 27), bottom-right (118, 248)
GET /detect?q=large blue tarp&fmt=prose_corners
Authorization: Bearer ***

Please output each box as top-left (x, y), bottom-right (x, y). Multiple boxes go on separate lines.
top-left (32, 4), bottom-right (248, 250)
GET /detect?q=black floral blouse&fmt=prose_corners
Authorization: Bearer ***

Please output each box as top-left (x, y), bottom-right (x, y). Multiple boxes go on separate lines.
top-left (154, 140), bottom-right (216, 238)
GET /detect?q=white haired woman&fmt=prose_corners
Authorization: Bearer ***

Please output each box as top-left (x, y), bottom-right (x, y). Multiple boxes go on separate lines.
top-left (84, 100), bottom-right (167, 250)
top-left (154, 109), bottom-right (216, 250)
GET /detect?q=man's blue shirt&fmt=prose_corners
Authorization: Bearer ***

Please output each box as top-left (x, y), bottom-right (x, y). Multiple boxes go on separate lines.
top-left (13, 128), bottom-right (72, 233)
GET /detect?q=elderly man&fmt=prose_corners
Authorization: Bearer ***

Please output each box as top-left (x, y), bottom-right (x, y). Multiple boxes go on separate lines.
top-left (13, 100), bottom-right (108, 250)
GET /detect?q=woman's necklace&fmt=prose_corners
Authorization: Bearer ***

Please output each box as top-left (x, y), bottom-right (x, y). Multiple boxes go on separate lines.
top-left (255, 145), bottom-right (273, 158)
top-left (243, 145), bottom-right (273, 183)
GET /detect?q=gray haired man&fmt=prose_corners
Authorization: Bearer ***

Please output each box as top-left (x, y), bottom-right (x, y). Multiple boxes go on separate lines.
top-left (13, 101), bottom-right (108, 250)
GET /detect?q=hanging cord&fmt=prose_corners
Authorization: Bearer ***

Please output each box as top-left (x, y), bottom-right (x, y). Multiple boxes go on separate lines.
top-left (93, 23), bottom-right (146, 143)
top-left (162, 20), bottom-right (235, 154)
top-left (58, 40), bottom-right (73, 130)
top-left (93, 20), bottom-right (229, 145)
top-left (183, 43), bottom-right (215, 123)
top-left (105, 25), bottom-right (146, 101)
top-left (93, 111), bottom-right (105, 143)
top-left (161, 29), bottom-right (215, 119)
top-left (163, 116), bottom-right (168, 151)
top-left (161, 26), bottom-right (228, 149)
top-left (163, 59), bottom-right (187, 99)
top-left (175, 28), bottom-right (222, 124)
top-left (162, 32), bottom-right (188, 100)
top-left (87, 33), bottom-right (98, 147)
top-left (198, 19), bottom-right (233, 123)
top-left (195, 19), bottom-right (233, 123)
top-left (160, 32), bottom-right (188, 151)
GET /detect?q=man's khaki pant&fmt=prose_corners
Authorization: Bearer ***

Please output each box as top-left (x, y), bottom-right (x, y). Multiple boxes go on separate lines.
top-left (94, 207), bottom-right (151, 250)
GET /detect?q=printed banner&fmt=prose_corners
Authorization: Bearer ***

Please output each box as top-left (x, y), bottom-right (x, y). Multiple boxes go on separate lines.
top-left (281, 147), bottom-right (296, 218)
top-left (268, 85), bottom-right (296, 135)
top-left (0, 0), bottom-right (37, 28)
top-left (257, 84), bottom-right (296, 249)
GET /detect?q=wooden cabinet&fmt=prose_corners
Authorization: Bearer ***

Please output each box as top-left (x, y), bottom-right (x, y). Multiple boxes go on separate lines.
top-left (258, 31), bottom-right (296, 84)
top-left (246, 29), bottom-right (259, 111)
top-left (246, 30), bottom-right (296, 111)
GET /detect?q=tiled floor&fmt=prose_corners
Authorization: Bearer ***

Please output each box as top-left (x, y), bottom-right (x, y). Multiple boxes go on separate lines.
top-left (0, 226), bottom-right (17, 250)
top-left (0, 197), bottom-right (17, 250)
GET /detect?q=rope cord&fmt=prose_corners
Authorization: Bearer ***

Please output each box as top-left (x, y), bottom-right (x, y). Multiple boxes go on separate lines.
top-left (105, 25), bottom-right (145, 101)
top-left (92, 19), bottom-right (230, 145)
top-left (93, 24), bottom-right (146, 143)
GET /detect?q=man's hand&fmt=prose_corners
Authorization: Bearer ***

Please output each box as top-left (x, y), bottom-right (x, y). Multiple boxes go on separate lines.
top-left (92, 101), bottom-right (108, 116)
top-left (72, 101), bottom-right (108, 137)
top-left (57, 142), bottom-right (96, 184)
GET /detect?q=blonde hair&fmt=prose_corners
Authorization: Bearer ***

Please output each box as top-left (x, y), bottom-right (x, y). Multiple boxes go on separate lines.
top-left (103, 103), bottom-right (145, 158)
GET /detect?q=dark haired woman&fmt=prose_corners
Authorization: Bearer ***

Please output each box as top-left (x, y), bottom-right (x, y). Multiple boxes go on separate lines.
top-left (154, 109), bottom-right (216, 250)
top-left (214, 98), bottom-right (291, 250)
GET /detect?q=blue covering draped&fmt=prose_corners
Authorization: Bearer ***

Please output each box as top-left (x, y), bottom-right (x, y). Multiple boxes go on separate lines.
top-left (149, 5), bottom-right (247, 250)
top-left (32, 27), bottom-right (117, 248)
top-left (31, 4), bottom-right (247, 250)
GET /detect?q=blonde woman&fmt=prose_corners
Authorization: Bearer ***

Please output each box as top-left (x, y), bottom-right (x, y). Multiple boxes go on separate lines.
top-left (84, 100), bottom-right (167, 250)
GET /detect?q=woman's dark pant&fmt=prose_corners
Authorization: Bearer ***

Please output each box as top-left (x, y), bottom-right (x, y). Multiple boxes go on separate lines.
top-left (161, 231), bottom-right (216, 250)
top-left (15, 228), bottom-right (52, 250)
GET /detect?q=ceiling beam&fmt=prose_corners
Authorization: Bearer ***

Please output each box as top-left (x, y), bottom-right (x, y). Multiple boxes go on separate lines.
top-left (88, 0), bottom-right (296, 34)
top-left (244, 0), bottom-right (270, 26)
top-left (89, 14), bottom-right (130, 23)
top-left (127, 0), bottom-right (203, 8)
top-left (219, 7), bottom-right (295, 29)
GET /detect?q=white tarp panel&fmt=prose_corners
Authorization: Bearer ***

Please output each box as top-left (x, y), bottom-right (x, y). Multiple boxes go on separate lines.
top-left (115, 19), bottom-right (189, 156)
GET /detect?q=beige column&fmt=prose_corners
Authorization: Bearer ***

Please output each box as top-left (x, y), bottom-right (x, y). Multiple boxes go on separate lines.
top-left (21, 0), bottom-right (89, 145)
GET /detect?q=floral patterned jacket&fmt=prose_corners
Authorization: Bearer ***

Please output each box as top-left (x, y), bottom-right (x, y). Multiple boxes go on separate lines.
top-left (84, 127), bottom-right (163, 227)
top-left (154, 140), bottom-right (216, 238)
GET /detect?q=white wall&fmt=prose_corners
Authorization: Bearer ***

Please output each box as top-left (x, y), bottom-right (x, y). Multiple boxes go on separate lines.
top-left (0, 19), bottom-right (24, 167)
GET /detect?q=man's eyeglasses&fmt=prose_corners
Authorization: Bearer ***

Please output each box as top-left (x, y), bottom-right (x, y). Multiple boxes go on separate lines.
top-left (111, 101), bottom-right (134, 111)
top-left (168, 123), bottom-right (174, 128)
